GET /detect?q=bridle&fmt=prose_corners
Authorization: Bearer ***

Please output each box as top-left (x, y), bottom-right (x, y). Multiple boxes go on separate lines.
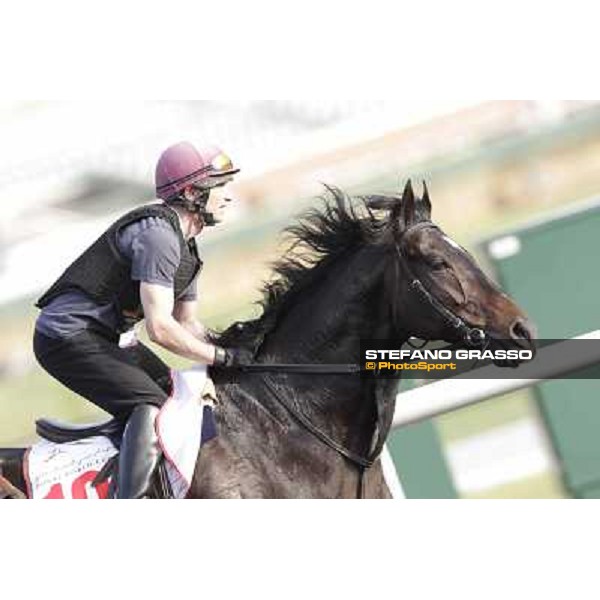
top-left (242, 220), bottom-right (489, 378)
top-left (393, 221), bottom-right (488, 350)
top-left (233, 220), bottom-right (490, 495)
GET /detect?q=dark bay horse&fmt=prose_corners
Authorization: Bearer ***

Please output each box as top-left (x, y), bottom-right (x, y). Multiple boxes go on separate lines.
top-left (0, 181), bottom-right (535, 499)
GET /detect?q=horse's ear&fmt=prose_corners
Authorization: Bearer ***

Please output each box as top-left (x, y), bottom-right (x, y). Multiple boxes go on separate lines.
top-left (420, 180), bottom-right (432, 218)
top-left (399, 179), bottom-right (417, 227)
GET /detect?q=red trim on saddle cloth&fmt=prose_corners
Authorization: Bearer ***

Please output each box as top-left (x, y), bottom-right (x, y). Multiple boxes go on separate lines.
top-left (23, 448), bottom-right (33, 499)
top-left (155, 370), bottom-right (190, 488)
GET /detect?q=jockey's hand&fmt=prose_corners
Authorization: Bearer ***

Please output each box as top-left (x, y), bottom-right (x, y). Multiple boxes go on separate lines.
top-left (213, 346), bottom-right (253, 369)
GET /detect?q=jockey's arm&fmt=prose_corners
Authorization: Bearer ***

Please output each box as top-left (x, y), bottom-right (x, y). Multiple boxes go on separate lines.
top-left (172, 299), bottom-right (210, 342)
top-left (140, 282), bottom-right (217, 364)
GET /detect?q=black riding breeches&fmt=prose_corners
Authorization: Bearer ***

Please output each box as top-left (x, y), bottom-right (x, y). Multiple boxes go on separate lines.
top-left (33, 329), bottom-right (172, 420)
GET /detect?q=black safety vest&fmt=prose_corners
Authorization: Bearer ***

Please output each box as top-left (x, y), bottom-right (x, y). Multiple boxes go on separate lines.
top-left (36, 204), bottom-right (202, 334)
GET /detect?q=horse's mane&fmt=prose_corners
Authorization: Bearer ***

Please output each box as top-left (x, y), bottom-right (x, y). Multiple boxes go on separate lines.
top-left (214, 186), bottom-right (396, 350)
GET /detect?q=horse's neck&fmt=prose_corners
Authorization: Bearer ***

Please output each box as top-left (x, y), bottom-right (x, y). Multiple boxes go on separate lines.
top-left (260, 248), bottom-right (387, 363)
top-left (256, 250), bottom-right (398, 456)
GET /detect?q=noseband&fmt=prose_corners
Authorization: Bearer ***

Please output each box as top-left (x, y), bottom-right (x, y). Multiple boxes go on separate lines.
top-left (394, 221), bottom-right (487, 349)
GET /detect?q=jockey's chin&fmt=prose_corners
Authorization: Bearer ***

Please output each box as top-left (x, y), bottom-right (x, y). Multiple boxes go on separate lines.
top-left (191, 213), bottom-right (207, 236)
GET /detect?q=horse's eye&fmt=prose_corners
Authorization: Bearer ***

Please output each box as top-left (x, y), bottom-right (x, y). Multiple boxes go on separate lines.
top-left (426, 256), bottom-right (447, 270)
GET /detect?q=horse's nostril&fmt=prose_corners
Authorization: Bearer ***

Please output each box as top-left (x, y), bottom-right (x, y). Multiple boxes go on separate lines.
top-left (510, 319), bottom-right (534, 344)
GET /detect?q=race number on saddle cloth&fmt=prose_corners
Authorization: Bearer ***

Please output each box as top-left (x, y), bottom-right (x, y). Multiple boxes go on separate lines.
top-left (25, 367), bottom-right (218, 499)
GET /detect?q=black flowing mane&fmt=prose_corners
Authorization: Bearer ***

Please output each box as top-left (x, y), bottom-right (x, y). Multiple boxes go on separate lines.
top-left (214, 187), bottom-right (398, 351)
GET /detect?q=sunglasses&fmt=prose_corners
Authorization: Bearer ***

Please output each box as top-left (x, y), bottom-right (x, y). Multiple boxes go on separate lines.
top-left (210, 152), bottom-right (236, 174)
top-left (207, 151), bottom-right (240, 187)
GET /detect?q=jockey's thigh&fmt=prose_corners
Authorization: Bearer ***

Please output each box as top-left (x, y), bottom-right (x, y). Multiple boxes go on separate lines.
top-left (126, 342), bottom-right (172, 395)
top-left (33, 329), bottom-right (169, 420)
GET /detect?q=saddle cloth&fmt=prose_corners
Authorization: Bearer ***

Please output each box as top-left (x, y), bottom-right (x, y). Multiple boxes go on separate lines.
top-left (25, 366), bottom-right (217, 499)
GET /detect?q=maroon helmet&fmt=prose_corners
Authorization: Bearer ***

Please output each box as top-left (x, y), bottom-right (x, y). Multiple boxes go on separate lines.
top-left (155, 141), bottom-right (240, 201)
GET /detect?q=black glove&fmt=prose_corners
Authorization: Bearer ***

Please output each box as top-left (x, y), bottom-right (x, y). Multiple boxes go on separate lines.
top-left (213, 347), bottom-right (253, 369)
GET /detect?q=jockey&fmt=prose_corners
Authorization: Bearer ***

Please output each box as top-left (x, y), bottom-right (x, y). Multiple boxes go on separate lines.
top-left (33, 141), bottom-right (247, 499)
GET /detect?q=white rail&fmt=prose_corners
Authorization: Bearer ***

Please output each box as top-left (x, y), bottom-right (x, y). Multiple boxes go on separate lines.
top-left (393, 330), bottom-right (600, 428)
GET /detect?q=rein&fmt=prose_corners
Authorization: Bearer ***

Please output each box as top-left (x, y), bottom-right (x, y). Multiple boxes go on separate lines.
top-left (261, 375), bottom-right (375, 469)
top-left (239, 364), bottom-right (361, 374)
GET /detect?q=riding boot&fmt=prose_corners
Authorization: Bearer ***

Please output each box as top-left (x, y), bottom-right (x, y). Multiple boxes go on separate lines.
top-left (116, 404), bottom-right (162, 499)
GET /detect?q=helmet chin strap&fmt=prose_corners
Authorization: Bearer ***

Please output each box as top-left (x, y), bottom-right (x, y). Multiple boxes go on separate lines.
top-left (166, 193), bottom-right (222, 229)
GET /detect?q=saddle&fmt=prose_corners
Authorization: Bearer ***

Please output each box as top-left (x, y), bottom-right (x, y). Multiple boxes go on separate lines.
top-left (35, 373), bottom-right (220, 446)
top-left (36, 417), bottom-right (124, 445)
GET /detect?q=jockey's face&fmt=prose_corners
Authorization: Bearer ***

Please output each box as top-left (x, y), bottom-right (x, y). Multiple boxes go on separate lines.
top-left (204, 186), bottom-right (233, 225)
top-left (181, 184), bottom-right (233, 235)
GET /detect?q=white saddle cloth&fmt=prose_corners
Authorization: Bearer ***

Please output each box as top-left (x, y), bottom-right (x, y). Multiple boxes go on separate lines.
top-left (26, 366), bottom-right (212, 499)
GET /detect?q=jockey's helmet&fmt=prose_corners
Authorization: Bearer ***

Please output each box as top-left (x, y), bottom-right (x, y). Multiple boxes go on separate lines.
top-left (155, 141), bottom-right (240, 201)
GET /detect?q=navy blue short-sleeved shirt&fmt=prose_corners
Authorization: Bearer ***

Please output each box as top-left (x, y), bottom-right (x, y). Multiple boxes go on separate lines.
top-left (36, 217), bottom-right (199, 339)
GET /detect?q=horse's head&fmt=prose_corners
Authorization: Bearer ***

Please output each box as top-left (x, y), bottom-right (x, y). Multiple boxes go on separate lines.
top-left (373, 180), bottom-right (536, 364)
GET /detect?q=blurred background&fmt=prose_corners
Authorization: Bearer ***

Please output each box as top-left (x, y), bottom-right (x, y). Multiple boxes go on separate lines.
top-left (2, 100), bottom-right (600, 498)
